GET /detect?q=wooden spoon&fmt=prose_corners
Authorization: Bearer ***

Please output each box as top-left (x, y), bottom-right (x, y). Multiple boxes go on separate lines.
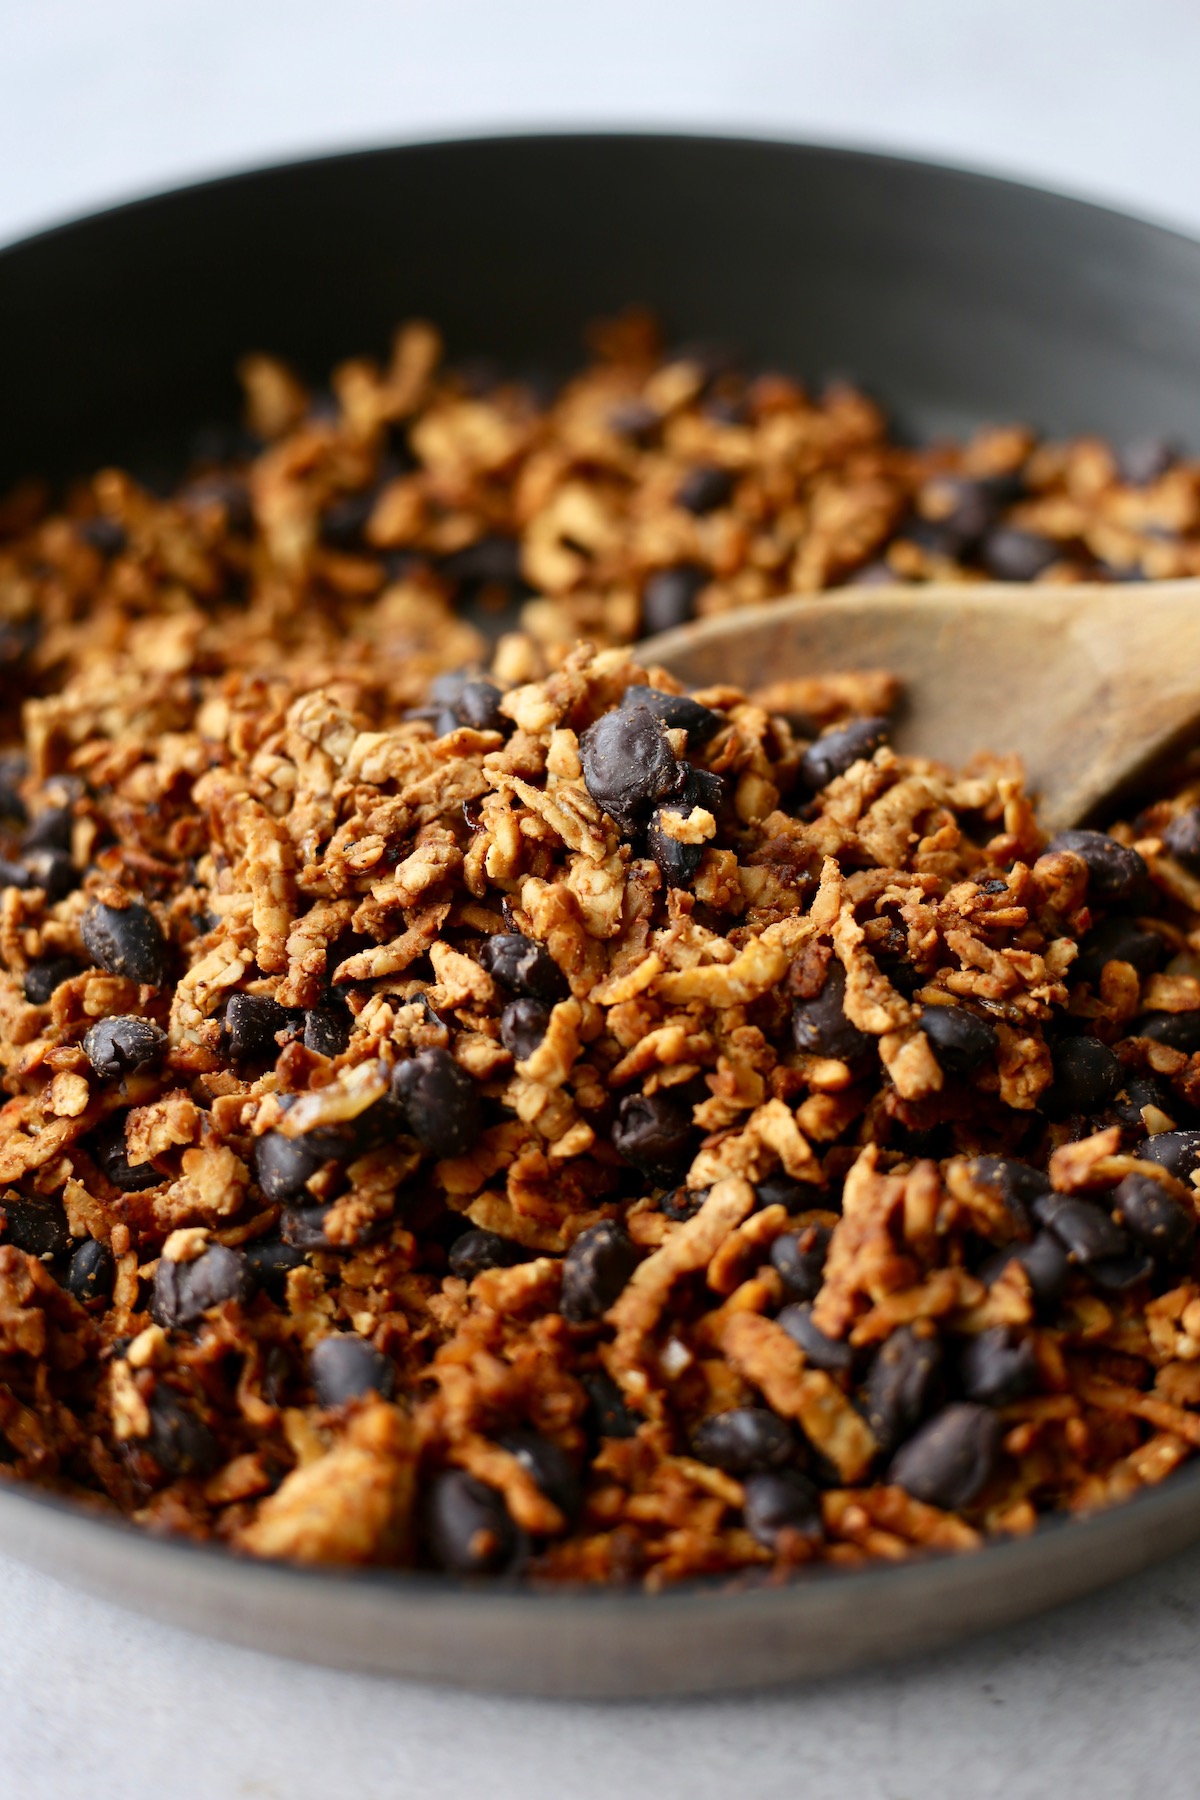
top-left (643, 579), bottom-right (1200, 832)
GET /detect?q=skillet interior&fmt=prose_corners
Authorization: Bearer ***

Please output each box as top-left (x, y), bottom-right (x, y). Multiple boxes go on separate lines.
top-left (4, 133), bottom-right (1200, 1691)
top-left (6, 132), bottom-right (1200, 493)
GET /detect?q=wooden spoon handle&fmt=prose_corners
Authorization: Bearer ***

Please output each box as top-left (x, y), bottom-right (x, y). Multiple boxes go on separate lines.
top-left (643, 580), bottom-right (1200, 831)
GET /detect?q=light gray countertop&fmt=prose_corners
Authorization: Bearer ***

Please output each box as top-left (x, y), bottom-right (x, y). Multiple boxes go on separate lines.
top-left (3, 4), bottom-right (1200, 1794)
top-left (7, 1539), bottom-right (1200, 1799)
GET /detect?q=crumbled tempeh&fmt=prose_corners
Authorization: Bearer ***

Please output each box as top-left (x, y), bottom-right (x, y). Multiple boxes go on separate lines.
top-left (0, 317), bottom-right (1198, 1590)
top-left (237, 1403), bottom-right (416, 1563)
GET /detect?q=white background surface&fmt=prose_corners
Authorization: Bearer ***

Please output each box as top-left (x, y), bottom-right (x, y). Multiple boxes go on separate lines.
top-left (3, 3), bottom-right (1200, 1795)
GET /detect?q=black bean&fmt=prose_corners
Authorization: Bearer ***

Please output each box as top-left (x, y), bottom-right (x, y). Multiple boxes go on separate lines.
top-left (247, 1338), bottom-right (284, 1408)
top-left (980, 526), bottom-right (1059, 580)
top-left (262, 1344), bottom-right (292, 1409)
top-left (691, 1407), bottom-right (796, 1475)
top-left (608, 399), bottom-right (661, 444)
top-left (309, 1332), bottom-right (394, 1407)
top-left (561, 1221), bottom-right (638, 1323)
top-left (22, 814), bottom-right (72, 861)
top-left (0, 756), bottom-right (27, 822)
top-left (770, 1226), bottom-right (831, 1301)
top-left (0, 619), bottom-right (38, 670)
top-left (862, 1325), bottom-right (943, 1455)
top-left (448, 1228), bottom-right (527, 1281)
top-left (579, 704), bottom-right (683, 836)
top-left (21, 848), bottom-right (78, 902)
top-left (440, 535), bottom-right (525, 593)
top-left (965, 1155), bottom-right (1050, 1212)
top-left (429, 668), bottom-right (473, 710)
top-left (846, 559), bottom-right (898, 587)
top-left (77, 516), bottom-right (128, 556)
top-left (280, 1204), bottom-right (342, 1250)
top-left (1074, 915), bottom-right (1165, 983)
top-left (224, 993), bottom-right (300, 1064)
top-left (704, 391), bottom-right (750, 426)
top-left (1089, 1250), bottom-right (1156, 1292)
top-left (303, 1000), bottom-right (353, 1058)
top-left (800, 716), bottom-right (890, 792)
top-left (144, 1387), bottom-right (219, 1480)
top-left (581, 1370), bottom-right (639, 1441)
top-left (64, 1237), bottom-right (114, 1303)
top-left (1131, 1011), bottom-right (1200, 1053)
top-left (83, 1014), bottom-right (167, 1081)
top-left (894, 1120), bottom-right (953, 1160)
top-left (392, 1047), bottom-right (481, 1160)
top-left (1035, 1193), bottom-right (1129, 1265)
top-left (427, 692), bottom-right (474, 738)
top-left (319, 489), bottom-right (374, 549)
top-left (426, 1470), bottom-right (516, 1575)
top-left (647, 766), bottom-right (725, 887)
top-left (1, 1197), bottom-right (71, 1259)
top-left (182, 470), bottom-right (253, 531)
top-left (667, 760), bottom-right (724, 813)
top-left (242, 1233), bottom-right (307, 1301)
top-left (151, 1244), bottom-right (254, 1329)
top-left (792, 962), bottom-right (873, 1065)
top-left (640, 564), bottom-right (709, 633)
top-left (753, 1173), bottom-right (814, 1213)
top-left (611, 1092), bottom-right (694, 1185)
top-left (1112, 1172), bottom-right (1197, 1266)
top-left (888, 1403), bottom-right (1001, 1510)
top-left (960, 1327), bottom-right (1037, 1405)
top-left (1112, 1071), bottom-right (1177, 1131)
top-left (500, 997), bottom-right (551, 1063)
top-left (918, 1004), bottom-right (998, 1075)
top-left (981, 1231), bottom-right (1070, 1311)
top-left (1046, 829), bottom-right (1148, 906)
top-left (742, 1470), bottom-right (824, 1551)
top-left (967, 468), bottom-right (1027, 507)
top-left (621, 683), bottom-right (724, 743)
top-left (478, 932), bottom-right (568, 1005)
top-left (453, 680), bottom-right (508, 734)
top-left (905, 515), bottom-right (977, 560)
top-left (420, 676), bottom-right (471, 730)
top-left (915, 477), bottom-right (1004, 557)
top-left (1163, 807), bottom-right (1200, 875)
top-left (659, 1186), bottom-right (707, 1221)
top-left (499, 1429), bottom-right (582, 1524)
top-left (253, 1130), bottom-right (334, 1202)
top-left (80, 901), bottom-right (169, 987)
top-left (1117, 438), bottom-right (1176, 486)
top-left (1047, 1037), bottom-right (1122, 1115)
top-left (1142, 1130), bottom-right (1200, 1180)
top-left (777, 1302), bottom-right (854, 1374)
top-left (675, 465), bottom-right (735, 515)
top-left (23, 956), bottom-right (78, 1004)
top-left (91, 1114), bottom-right (162, 1191)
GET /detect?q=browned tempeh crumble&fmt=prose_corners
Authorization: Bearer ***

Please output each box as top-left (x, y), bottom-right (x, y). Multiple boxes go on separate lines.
top-left (1, 319), bottom-right (1200, 1585)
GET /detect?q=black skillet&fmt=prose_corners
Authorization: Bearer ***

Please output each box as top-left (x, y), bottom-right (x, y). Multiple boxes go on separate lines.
top-left (2, 134), bottom-right (1200, 1694)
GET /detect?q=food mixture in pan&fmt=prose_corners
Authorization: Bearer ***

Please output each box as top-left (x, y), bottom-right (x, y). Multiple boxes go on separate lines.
top-left (2, 317), bottom-right (1200, 1585)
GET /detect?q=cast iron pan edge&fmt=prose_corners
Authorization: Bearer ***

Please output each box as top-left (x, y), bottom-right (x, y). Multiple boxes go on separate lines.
top-left (3, 134), bottom-right (1200, 1691)
top-left (7, 131), bottom-right (1200, 490)
top-left (3, 1461), bottom-right (1200, 1697)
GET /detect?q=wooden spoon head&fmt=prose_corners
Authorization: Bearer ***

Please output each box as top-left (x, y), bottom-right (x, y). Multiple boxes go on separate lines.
top-left (643, 580), bottom-right (1200, 832)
